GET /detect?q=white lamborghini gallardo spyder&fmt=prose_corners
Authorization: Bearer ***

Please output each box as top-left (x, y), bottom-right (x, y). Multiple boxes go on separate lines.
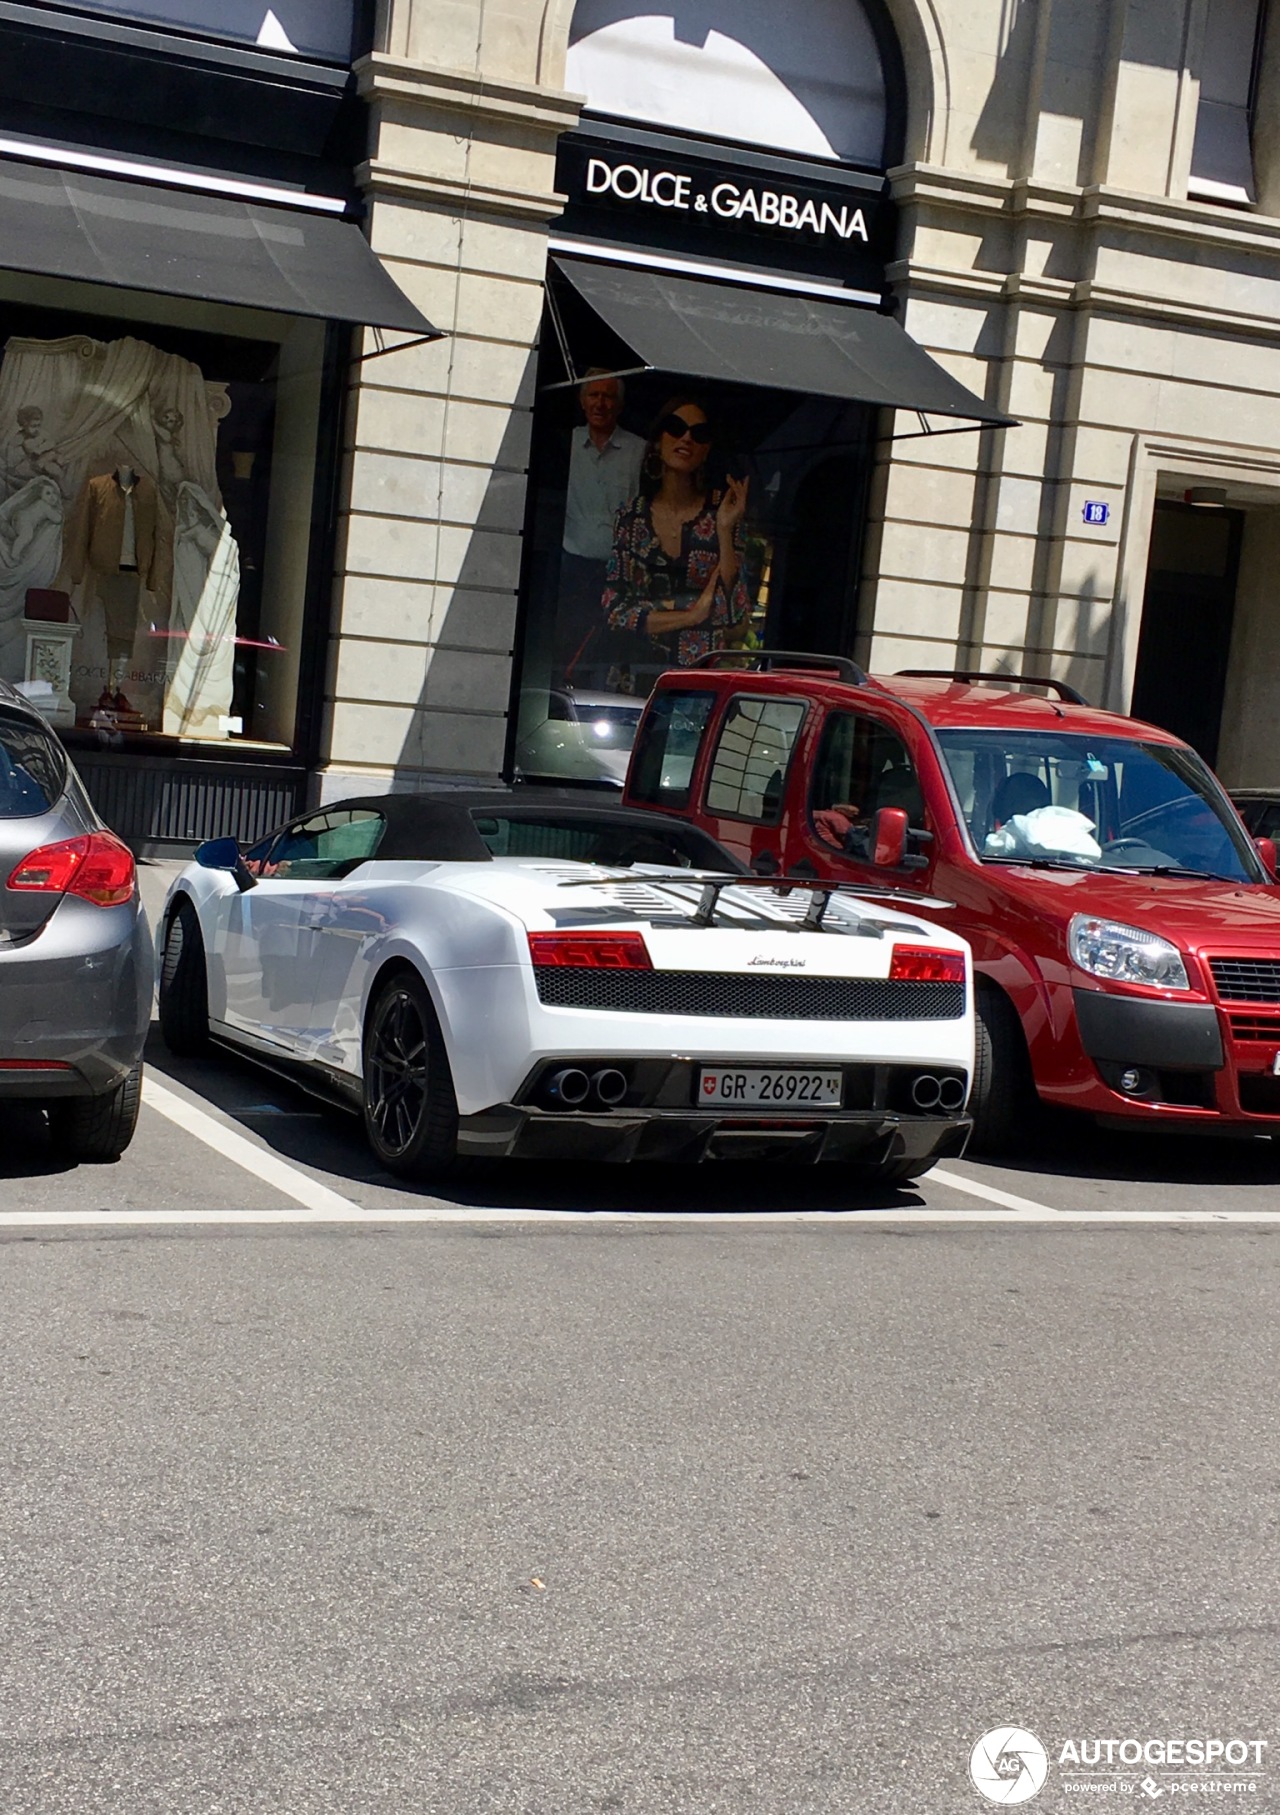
top-left (157, 791), bottom-right (975, 1184)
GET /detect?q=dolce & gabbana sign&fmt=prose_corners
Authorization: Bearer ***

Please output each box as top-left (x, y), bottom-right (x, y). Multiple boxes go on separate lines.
top-left (584, 155), bottom-right (871, 243)
top-left (554, 132), bottom-right (891, 285)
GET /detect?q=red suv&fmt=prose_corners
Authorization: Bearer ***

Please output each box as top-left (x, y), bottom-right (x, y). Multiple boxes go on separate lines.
top-left (622, 655), bottom-right (1280, 1148)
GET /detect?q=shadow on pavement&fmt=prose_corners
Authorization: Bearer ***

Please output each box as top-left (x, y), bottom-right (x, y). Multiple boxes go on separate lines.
top-left (141, 1031), bottom-right (933, 1214)
top-left (140, 1029), bottom-right (1280, 1212)
top-left (0, 1104), bottom-right (76, 1177)
top-left (973, 1106), bottom-right (1280, 1189)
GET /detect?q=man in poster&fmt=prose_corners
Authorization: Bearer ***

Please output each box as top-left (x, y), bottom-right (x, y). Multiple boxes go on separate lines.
top-left (556, 369), bottom-right (643, 685)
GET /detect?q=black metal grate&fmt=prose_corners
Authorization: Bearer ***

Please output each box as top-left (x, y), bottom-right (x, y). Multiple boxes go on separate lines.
top-left (74, 754), bottom-right (304, 847)
top-left (1209, 957), bottom-right (1280, 1003)
top-left (534, 970), bottom-right (966, 1020)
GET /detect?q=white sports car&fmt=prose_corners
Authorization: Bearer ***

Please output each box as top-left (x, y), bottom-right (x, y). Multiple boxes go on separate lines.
top-left (157, 791), bottom-right (975, 1184)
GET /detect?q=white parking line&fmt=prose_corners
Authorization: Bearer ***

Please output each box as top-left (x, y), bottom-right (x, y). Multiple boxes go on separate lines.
top-left (141, 1077), bottom-right (366, 1216)
top-left (1, 1206), bottom-right (1279, 1227)
top-left (929, 1166), bottom-right (1063, 1214)
top-left (0, 1079), bottom-right (1275, 1227)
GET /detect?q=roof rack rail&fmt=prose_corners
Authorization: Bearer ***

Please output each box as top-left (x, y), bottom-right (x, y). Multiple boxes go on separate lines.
top-left (894, 669), bottom-right (1089, 706)
top-left (693, 650), bottom-right (869, 685)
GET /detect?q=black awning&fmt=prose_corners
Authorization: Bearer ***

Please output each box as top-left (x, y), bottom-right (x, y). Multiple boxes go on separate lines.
top-left (0, 159), bottom-right (440, 336)
top-left (552, 256), bottom-right (1012, 425)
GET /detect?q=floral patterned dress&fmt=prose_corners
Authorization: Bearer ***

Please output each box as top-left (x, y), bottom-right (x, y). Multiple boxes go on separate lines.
top-left (601, 497), bottom-right (753, 668)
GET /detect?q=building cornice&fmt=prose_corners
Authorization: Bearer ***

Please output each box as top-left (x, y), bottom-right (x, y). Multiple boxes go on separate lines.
top-left (356, 158), bottom-right (566, 222)
top-left (888, 259), bottom-right (1280, 343)
top-left (354, 53), bottom-right (583, 138)
top-left (890, 161), bottom-right (1280, 256)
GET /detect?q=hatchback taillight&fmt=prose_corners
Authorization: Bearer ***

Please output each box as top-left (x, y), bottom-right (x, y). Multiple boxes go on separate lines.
top-left (889, 945), bottom-right (965, 984)
top-left (527, 931), bottom-right (652, 969)
top-left (7, 833), bottom-right (135, 908)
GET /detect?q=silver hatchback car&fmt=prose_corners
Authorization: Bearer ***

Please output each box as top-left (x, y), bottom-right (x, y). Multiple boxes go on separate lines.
top-left (0, 682), bottom-right (151, 1161)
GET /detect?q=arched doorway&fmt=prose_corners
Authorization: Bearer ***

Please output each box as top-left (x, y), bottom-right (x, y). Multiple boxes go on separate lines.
top-left (565, 0), bottom-right (904, 167)
top-left (509, 0), bottom-right (1002, 784)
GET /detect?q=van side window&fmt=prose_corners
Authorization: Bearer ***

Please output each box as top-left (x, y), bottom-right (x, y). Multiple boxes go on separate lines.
top-left (629, 690), bottom-right (715, 809)
top-left (810, 713), bottom-right (925, 850)
top-left (705, 695), bottom-right (807, 824)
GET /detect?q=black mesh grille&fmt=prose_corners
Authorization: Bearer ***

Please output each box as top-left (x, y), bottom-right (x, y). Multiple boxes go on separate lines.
top-left (534, 969), bottom-right (965, 1020)
top-left (1209, 958), bottom-right (1280, 1003)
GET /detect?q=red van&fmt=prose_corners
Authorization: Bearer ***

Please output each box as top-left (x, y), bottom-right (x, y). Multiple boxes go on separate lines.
top-left (622, 655), bottom-right (1280, 1149)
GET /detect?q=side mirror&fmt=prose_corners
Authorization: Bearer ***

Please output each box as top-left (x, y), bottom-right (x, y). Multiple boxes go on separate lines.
top-left (871, 806), bottom-right (909, 869)
top-left (195, 836), bottom-right (256, 892)
top-left (1257, 835), bottom-right (1277, 880)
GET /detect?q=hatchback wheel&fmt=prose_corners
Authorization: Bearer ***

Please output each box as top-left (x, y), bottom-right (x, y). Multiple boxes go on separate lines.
top-left (49, 1061), bottom-right (143, 1163)
top-left (362, 972), bottom-right (458, 1179)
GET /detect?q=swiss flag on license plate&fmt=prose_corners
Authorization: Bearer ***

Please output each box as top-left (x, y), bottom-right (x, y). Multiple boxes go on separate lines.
top-left (703, 1075), bottom-right (718, 1096)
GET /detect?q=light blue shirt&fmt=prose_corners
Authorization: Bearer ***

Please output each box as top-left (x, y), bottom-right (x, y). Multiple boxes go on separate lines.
top-left (563, 423), bottom-right (645, 562)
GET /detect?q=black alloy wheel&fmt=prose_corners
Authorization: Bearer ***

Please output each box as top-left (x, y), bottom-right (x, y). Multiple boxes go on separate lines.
top-left (158, 896), bottom-right (210, 1056)
top-left (362, 971), bottom-right (458, 1179)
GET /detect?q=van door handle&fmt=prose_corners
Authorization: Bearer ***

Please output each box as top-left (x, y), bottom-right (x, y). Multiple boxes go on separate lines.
top-left (789, 858), bottom-right (818, 879)
top-left (751, 851), bottom-right (779, 876)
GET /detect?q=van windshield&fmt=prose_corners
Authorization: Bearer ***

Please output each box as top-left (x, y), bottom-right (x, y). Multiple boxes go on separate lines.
top-left (935, 730), bottom-right (1260, 883)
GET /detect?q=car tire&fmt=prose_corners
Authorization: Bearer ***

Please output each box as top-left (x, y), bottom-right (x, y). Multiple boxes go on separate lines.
top-left (49, 1061), bottom-right (143, 1163)
top-left (159, 896), bottom-right (210, 1057)
top-left (968, 983), bottom-right (1034, 1154)
top-left (362, 969), bottom-right (459, 1180)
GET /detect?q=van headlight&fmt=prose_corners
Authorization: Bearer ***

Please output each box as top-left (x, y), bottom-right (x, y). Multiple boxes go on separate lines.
top-left (1068, 915), bottom-right (1189, 989)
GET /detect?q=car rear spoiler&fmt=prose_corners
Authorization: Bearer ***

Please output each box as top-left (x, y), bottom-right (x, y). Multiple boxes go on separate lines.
top-left (557, 871), bottom-right (955, 928)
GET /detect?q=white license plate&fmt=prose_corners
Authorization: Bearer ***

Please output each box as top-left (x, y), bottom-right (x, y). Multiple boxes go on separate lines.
top-left (698, 1067), bottom-right (843, 1108)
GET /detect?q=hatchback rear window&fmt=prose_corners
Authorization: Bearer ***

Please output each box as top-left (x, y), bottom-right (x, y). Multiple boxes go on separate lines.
top-left (0, 712), bottom-right (66, 818)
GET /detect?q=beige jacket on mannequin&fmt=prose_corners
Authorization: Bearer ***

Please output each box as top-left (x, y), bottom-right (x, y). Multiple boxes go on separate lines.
top-left (65, 471), bottom-right (159, 588)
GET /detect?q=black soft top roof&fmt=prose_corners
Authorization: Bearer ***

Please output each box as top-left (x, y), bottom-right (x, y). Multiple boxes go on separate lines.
top-left (309, 789), bottom-right (744, 870)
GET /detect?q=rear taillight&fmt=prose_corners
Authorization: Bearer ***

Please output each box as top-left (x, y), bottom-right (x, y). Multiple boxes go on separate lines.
top-left (527, 931), bottom-right (652, 969)
top-left (889, 945), bottom-right (966, 984)
top-left (7, 833), bottom-right (135, 908)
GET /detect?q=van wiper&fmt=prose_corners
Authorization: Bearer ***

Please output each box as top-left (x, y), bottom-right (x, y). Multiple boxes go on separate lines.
top-left (980, 854), bottom-right (1094, 872)
top-left (1126, 864), bottom-right (1235, 882)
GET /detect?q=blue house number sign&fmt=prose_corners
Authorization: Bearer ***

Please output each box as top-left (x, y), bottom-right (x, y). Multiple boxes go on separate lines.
top-left (1082, 500), bottom-right (1110, 525)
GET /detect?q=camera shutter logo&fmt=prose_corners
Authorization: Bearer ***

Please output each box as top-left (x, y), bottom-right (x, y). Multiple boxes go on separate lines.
top-left (969, 1727), bottom-right (1050, 1804)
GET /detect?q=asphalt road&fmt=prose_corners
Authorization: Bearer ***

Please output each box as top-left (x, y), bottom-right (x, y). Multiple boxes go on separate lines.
top-left (0, 861), bottom-right (1276, 1812)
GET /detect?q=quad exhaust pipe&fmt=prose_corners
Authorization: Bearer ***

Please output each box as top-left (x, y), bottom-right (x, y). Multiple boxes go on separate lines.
top-left (910, 1073), bottom-right (968, 1113)
top-left (544, 1067), bottom-right (629, 1108)
top-left (547, 1067), bottom-right (590, 1106)
top-left (592, 1068), bottom-right (628, 1106)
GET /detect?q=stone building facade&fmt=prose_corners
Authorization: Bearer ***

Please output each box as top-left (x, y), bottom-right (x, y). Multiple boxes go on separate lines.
top-left (329, 0), bottom-right (1280, 797)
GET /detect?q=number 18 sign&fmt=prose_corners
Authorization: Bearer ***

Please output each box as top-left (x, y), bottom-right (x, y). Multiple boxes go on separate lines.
top-left (1082, 500), bottom-right (1110, 525)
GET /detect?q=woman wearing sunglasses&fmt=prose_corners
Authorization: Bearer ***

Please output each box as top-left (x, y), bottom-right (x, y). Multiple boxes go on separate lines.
top-left (601, 396), bottom-right (752, 675)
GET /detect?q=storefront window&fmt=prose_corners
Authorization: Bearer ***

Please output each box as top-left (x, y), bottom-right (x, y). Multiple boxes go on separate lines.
top-left (0, 286), bottom-right (324, 751)
top-left (514, 311), bottom-right (873, 787)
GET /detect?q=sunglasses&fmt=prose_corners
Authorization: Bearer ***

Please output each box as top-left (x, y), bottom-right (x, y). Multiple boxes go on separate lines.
top-left (659, 414), bottom-right (712, 445)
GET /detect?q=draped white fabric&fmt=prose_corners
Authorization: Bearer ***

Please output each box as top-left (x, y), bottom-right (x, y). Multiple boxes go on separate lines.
top-left (163, 482), bottom-right (240, 738)
top-left (0, 476), bottom-right (64, 674)
top-left (0, 334), bottom-right (222, 513)
top-left (0, 332), bottom-right (238, 728)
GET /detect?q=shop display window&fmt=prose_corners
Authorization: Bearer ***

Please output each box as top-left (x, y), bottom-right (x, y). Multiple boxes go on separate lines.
top-left (0, 290), bottom-right (324, 751)
top-left (513, 308), bottom-right (875, 787)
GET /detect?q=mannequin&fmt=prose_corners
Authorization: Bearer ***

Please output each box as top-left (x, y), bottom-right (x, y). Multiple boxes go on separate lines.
top-left (65, 465), bottom-right (158, 714)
